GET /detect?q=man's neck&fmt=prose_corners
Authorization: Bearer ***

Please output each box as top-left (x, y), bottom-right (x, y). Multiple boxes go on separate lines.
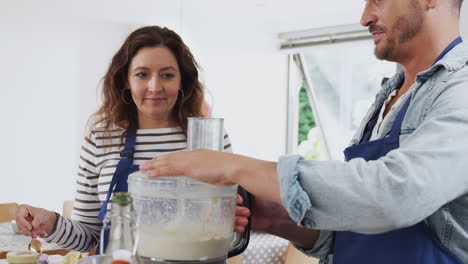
top-left (398, 23), bottom-right (460, 88)
top-left (381, 32), bottom-right (459, 118)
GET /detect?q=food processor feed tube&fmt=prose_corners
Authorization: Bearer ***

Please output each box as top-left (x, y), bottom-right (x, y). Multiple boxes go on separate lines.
top-left (129, 118), bottom-right (249, 263)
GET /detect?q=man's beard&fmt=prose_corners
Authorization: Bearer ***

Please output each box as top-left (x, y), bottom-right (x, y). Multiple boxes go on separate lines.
top-left (375, 0), bottom-right (424, 61)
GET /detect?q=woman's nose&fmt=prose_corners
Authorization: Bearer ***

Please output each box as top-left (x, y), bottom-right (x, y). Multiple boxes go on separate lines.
top-left (148, 76), bottom-right (162, 92)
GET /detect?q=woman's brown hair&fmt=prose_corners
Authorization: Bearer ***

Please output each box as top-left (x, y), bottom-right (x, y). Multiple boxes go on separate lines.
top-left (89, 25), bottom-right (205, 138)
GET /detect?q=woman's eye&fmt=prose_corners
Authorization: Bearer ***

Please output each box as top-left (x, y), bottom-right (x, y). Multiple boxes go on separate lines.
top-left (161, 73), bottom-right (175, 79)
top-left (136, 72), bottom-right (147, 78)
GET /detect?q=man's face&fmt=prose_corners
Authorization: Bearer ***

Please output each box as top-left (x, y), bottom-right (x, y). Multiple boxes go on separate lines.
top-left (361, 0), bottom-right (424, 61)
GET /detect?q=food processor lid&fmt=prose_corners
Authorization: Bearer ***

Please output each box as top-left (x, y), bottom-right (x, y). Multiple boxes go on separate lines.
top-left (127, 170), bottom-right (237, 199)
top-left (128, 170), bottom-right (179, 184)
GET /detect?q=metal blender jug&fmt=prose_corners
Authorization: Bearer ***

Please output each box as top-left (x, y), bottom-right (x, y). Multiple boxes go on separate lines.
top-left (128, 117), bottom-right (250, 264)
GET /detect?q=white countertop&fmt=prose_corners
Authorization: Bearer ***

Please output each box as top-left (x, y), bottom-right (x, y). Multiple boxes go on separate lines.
top-left (0, 222), bottom-right (58, 252)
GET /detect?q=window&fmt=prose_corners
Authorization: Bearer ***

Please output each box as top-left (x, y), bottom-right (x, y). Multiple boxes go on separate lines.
top-left (282, 24), bottom-right (396, 160)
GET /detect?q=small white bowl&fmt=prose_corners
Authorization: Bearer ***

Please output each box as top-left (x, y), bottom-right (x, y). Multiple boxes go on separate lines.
top-left (10, 220), bottom-right (20, 234)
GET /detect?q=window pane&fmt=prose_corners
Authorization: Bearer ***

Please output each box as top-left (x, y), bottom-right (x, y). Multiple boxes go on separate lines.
top-left (301, 39), bottom-right (395, 160)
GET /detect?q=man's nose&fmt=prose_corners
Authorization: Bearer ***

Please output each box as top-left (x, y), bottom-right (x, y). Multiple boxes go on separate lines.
top-left (360, 1), bottom-right (377, 28)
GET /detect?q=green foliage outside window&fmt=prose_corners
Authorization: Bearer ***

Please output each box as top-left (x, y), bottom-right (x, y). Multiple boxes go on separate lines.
top-left (298, 85), bottom-right (316, 145)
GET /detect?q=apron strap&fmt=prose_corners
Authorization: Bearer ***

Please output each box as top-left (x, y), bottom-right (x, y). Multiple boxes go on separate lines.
top-left (97, 123), bottom-right (138, 220)
top-left (433, 37), bottom-right (462, 64)
top-left (388, 95), bottom-right (412, 138)
top-left (360, 117), bottom-right (378, 144)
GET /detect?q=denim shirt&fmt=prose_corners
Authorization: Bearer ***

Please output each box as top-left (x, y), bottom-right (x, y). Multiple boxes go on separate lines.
top-left (278, 42), bottom-right (468, 263)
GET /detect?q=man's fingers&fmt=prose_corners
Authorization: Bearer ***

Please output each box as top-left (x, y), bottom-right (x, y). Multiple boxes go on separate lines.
top-left (236, 194), bottom-right (243, 204)
top-left (235, 216), bottom-right (248, 227)
top-left (146, 164), bottom-right (184, 178)
top-left (141, 154), bottom-right (172, 172)
top-left (234, 226), bottom-right (245, 233)
top-left (235, 206), bottom-right (250, 217)
top-left (234, 216), bottom-right (248, 232)
top-left (140, 158), bottom-right (157, 171)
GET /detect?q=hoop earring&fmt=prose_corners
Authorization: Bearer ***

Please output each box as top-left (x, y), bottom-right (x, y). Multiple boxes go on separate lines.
top-left (179, 88), bottom-right (185, 98)
top-left (121, 89), bottom-right (132, 105)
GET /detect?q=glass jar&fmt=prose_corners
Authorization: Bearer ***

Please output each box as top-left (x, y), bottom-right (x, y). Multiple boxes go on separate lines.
top-left (101, 192), bottom-right (141, 264)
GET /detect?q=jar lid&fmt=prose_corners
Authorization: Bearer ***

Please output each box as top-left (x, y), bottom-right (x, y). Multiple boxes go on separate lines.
top-left (7, 251), bottom-right (38, 264)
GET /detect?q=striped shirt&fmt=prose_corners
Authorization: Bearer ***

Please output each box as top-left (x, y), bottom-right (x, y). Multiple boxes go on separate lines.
top-left (43, 126), bottom-right (232, 252)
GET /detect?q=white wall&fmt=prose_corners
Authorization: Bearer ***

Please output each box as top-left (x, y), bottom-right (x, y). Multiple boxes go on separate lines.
top-left (1, 0), bottom-right (465, 212)
top-left (0, 0), bottom-right (181, 212)
top-left (0, 10), bottom-right (80, 212)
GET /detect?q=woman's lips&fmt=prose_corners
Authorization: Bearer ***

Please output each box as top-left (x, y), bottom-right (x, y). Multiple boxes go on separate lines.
top-left (145, 98), bottom-right (166, 103)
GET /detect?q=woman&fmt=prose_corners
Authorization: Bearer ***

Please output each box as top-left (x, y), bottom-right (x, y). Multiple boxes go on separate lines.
top-left (15, 25), bottom-right (235, 252)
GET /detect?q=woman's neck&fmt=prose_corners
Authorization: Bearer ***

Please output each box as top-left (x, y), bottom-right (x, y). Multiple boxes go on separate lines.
top-left (137, 114), bottom-right (177, 129)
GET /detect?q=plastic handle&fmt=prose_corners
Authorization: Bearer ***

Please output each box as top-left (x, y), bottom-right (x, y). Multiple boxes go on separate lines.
top-left (228, 186), bottom-right (252, 258)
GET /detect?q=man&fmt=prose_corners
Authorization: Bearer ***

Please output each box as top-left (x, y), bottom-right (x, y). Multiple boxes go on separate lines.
top-left (140, 0), bottom-right (468, 263)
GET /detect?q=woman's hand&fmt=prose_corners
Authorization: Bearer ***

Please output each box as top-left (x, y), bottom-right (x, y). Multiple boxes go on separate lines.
top-left (16, 204), bottom-right (57, 238)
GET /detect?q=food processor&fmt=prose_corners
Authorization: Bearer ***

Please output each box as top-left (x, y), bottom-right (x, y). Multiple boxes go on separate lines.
top-left (128, 118), bottom-right (250, 264)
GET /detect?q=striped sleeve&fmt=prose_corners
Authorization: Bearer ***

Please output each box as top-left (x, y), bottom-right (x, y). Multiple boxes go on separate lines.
top-left (43, 132), bottom-right (102, 251)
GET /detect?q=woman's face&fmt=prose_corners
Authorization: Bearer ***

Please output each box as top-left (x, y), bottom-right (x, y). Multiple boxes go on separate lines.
top-left (128, 46), bottom-right (181, 128)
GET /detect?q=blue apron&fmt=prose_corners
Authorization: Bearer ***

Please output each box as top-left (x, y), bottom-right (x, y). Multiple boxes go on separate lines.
top-left (333, 37), bottom-right (463, 264)
top-left (97, 122), bottom-right (139, 253)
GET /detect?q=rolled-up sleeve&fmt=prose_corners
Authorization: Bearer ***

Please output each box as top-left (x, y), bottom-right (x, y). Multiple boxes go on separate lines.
top-left (278, 155), bottom-right (312, 224)
top-left (278, 156), bottom-right (334, 260)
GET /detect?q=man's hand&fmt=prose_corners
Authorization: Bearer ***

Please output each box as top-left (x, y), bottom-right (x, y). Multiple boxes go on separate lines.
top-left (141, 149), bottom-right (238, 186)
top-left (234, 195), bottom-right (250, 233)
top-left (140, 149), bottom-right (282, 203)
top-left (236, 195), bottom-right (320, 250)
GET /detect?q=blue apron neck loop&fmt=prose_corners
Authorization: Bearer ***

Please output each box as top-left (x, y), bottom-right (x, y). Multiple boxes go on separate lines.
top-left (120, 122), bottom-right (137, 158)
top-left (97, 121), bottom-right (139, 220)
top-left (433, 37), bottom-right (462, 65)
top-left (388, 95), bottom-right (412, 138)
